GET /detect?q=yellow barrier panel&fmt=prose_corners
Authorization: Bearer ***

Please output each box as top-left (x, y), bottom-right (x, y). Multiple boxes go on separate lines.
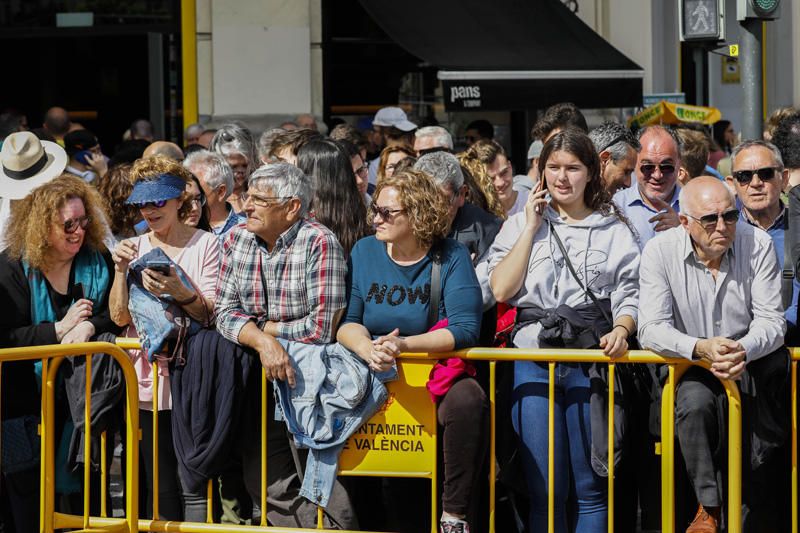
top-left (28, 339), bottom-right (746, 533)
top-left (0, 342), bottom-right (140, 533)
top-left (339, 360), bottom-right (438, 533)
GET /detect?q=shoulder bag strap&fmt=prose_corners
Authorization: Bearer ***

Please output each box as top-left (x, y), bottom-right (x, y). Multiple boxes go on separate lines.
top-left (548, 221), bottom-right (613, 326)
top-left (782, 218), bottom-right (795, 311)
top-left (428, 244), bottom-right (442, 330)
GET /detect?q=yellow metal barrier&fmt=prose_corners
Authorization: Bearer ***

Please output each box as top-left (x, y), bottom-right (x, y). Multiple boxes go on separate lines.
top-left (5, 339), bottom-right (750, 532)
top-left (0, 342), bottom-right (140, 533)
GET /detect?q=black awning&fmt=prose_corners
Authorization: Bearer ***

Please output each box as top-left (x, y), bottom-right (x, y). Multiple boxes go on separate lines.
top-left (359, 0), bottom-right (643, 110)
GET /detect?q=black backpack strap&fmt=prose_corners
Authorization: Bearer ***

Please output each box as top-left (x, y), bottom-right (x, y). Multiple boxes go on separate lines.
top-left (428, 243), bottom-right (442, 329)
top-left (782, 219), bottom-right (795, 311)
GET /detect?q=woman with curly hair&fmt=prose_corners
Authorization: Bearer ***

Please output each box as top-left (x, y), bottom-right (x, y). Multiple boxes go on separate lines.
top-left (488, 129), bottom-right (640, 532)
top-left (0, 174), bottom-right (120, 526)
top-left (109, 155), bottom-right (219, 521)
top-left (337, 169), bottom-right (486, 533)
top-left (97, 163), bottom-right (142, 240)
top-left (459, 140), bottom-right (519, 219)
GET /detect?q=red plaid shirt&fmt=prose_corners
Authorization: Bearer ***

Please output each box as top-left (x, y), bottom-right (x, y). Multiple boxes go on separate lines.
top-left (215, 220), bottom-right (347, 344)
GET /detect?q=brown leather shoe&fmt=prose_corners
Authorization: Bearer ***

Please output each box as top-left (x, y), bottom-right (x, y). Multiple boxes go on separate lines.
top-left (686, 504), bottom-right (720, 533)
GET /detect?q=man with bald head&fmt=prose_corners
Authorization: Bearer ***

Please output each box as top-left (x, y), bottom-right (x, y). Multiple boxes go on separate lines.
top-left (639, 176), bottom-right (787, 532)
top-left (143, 141), bottom-right (184, 161)
top-left (43, 106), bottom-right (72, 144)
top-left (613, 125), bottom-right (683, 247)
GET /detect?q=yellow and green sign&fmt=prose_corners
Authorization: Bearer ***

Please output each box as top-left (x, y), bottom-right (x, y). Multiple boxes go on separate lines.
top-left (629, 101), bottom-right (722, 128)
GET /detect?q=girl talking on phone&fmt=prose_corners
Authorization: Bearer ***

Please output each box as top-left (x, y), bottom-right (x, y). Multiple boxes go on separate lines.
top-left (487, 129), bottom-right (640, 532)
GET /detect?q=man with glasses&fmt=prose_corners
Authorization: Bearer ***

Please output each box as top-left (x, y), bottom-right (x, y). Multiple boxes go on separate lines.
top-left (725, 140), bottom-right (798, 344)
top-left (413, 126), bottom-right (453, 157)
top-left (183, 150), bottom-right (244, 243)
top-left (612, 125), bottom-right (683, 247)
top-left (215, 163), bottom-right (355, 528)
top-left (639, 176), bottom-right (788, 533)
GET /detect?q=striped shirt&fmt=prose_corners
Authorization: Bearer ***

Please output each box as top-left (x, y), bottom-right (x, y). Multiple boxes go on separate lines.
top-left (215, 219), bottom-right (347, 344)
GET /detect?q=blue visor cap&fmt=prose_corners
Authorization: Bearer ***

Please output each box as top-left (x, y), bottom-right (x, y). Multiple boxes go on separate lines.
top-left (125, 174), bottom-right (186, 205)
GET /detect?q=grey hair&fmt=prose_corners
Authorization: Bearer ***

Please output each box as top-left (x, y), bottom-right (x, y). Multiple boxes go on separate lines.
top-left (414, 151), bottom-right (464, 190)
top-left (588, 122), bottom-right (640, 163)
top-left (185, 123), bottom-right (205, 138)
top-left (637, 125), bottom-right (682, 159)
top-left (209, 123), bottom-right (258, 172)
top-left (258, 128), bottom-right (286, 162)
top-left (249, 163), bottom-right (313, 217)
top-left (183, 150), bottom-right (235, 200)
top-left (414, 126), bottom-right (454, 150)
top-left (730, 139), bottom-right (784, 170)
top-left (678, 180), bottom-right (736, 216)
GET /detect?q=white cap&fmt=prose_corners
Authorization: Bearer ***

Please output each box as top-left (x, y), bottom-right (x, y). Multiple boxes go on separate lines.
top-left (372, 107), bottom-right (417, 132)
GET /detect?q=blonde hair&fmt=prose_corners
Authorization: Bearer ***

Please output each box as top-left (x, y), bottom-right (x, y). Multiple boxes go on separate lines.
top-left (129, 155), bottom-right (194, 221)
top-left (377, 145), bottom-right (415, 183)
top-left (372, 169), bottom-right (450, 248)
top-left (458, 140), bottom-right (506, 219)
top-left (6, 174), bottom-right (109, 271)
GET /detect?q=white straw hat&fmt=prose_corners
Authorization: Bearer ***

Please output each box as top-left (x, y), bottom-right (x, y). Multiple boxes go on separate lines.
top-left (0, 131), bottom-right (67, 199)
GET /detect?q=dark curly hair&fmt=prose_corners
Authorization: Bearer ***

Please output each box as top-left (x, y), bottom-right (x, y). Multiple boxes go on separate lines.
top-left (97, 163), bottom-right (140, 238)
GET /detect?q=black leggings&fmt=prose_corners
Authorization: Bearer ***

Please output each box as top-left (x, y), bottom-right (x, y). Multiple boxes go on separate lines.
top-left (139, 409), bottom-right (182, 520)
top-left (437, 376), bottom-right (489, 515)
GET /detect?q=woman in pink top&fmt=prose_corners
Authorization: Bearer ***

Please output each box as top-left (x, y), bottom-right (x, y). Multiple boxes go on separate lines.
top-left (109, 156), bottom-right (220, 520)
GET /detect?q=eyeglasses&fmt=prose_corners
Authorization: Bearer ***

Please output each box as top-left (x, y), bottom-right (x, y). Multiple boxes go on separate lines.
top-left (639, 163), bottom-right (676, 178)
top-left (370, 203), bottom-right (405, 221)
top-left (242, 192), bottom-right (292, 208)
top-left (190, 195), bottom-right (207, 207)
top-left (685, 208), bottom-right (740, 230)
top-left (355, 164), bottom-right (369, 177)
top-left (732, 167), bottom-right (779, 184)
top-left (133, 199), bottom-right (169, 210)
top-left (63, 215), bottom-right (92, 234)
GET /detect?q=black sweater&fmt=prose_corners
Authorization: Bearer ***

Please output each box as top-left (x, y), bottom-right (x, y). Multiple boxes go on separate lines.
top-left (0, 249), bottom-right (119, 419)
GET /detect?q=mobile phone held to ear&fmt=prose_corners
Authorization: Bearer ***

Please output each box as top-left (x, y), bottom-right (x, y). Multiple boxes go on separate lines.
top-left (75, 150), bottom-right (93, 166)
top-left (145, 259), bottom-right (171, 275)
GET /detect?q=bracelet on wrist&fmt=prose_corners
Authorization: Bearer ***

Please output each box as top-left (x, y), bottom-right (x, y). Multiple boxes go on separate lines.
top-left (613, 324), bottom-right (632, 337)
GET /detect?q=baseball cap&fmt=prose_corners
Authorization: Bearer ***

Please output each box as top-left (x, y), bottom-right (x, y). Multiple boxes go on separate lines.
top-left (372, 107), bottom-right (417, 132)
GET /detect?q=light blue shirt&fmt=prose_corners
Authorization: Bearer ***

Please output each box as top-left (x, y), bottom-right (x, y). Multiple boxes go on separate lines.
top-left (612, 184), bottom-right (680, 248)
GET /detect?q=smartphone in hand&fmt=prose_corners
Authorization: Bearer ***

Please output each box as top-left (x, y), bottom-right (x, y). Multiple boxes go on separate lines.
top-left (145, 259), bottom-right (171, 275)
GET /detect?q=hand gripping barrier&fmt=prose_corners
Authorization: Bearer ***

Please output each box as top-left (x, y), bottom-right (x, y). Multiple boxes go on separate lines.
top-left (2, 340), bottom-right (748, 533)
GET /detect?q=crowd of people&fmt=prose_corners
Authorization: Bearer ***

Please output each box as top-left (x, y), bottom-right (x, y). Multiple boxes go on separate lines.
top-left (1, 102), bottom-right (800, 533)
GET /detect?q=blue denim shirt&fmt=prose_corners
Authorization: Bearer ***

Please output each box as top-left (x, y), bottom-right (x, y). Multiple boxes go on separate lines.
top-left (273, 340), bottom-right (396, 506)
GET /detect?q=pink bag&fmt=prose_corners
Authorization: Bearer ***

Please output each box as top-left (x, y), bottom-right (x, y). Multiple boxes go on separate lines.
top-left (424, 318), bottom-right (476, 402)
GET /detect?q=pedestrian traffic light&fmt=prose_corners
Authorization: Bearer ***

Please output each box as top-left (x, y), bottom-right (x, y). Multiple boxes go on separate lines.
top-left (737, 0), bottom-right (781, 20)
top-left (679, 0), bottom-right (725, 42)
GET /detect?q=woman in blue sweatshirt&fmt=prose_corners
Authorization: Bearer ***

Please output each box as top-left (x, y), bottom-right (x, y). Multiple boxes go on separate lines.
top-left (338, 169), bottom-right (485, 533)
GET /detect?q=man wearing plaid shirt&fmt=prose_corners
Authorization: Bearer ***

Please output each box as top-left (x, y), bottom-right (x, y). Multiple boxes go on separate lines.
top-left (215, 163), bottom-right (355, 528)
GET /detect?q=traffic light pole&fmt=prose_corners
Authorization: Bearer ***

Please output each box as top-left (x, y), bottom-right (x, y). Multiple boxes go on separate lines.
top-left (740, 18), bottom-right (763, 140)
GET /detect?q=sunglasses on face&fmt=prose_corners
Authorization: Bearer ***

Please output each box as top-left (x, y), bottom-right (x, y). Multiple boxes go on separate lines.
top-left (63, 215), bottom-right (92, 234)
top-left (134, 199), bottom-right (169, 210)
top-left (732, 167), bottom-right (779, 184)
top-left (685, 208), bottom-right (740, 230)
top-left (370, 203), bottom-right (405, 221)
top-left (639, 163), bottom-right (676, 178)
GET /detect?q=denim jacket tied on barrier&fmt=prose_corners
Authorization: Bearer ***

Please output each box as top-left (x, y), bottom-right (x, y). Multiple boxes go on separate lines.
top-left (272, 339), bottom-right (397, 507)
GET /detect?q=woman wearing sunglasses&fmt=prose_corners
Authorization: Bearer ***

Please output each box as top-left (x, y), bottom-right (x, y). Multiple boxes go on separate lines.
top-left (488, 129), bottom-right (640, 532)
top-left (337, 169), bottom-right (485, 533)
top-left (109, 155), bottom-right (219, 520)
top-left (0, 174), bottom-right (120, 522)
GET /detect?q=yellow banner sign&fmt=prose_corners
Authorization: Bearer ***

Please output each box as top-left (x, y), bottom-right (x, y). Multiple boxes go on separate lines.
top-left (629, 101), bottom-right (722, 128)
top-left (339, 360), bottom-right (437, 477)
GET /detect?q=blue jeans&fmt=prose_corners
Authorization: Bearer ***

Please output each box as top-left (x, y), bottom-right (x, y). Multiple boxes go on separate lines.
top-left (511, 361), bottom-right (606, 533)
